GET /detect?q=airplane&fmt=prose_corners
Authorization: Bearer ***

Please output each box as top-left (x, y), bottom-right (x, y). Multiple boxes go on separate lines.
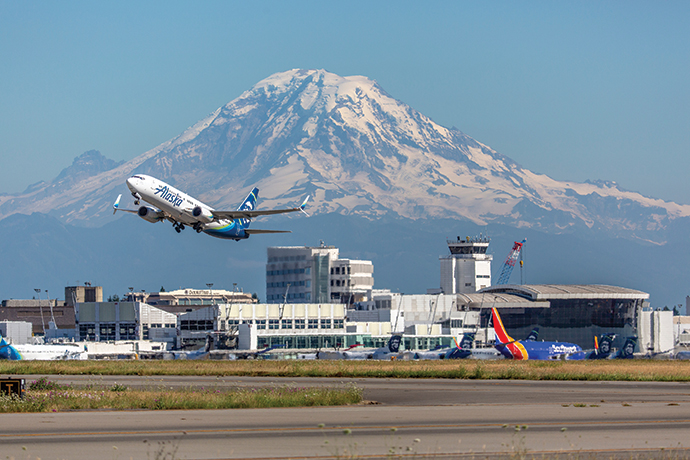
top-left (609, 336), bottom-right (637, 359)
top-left (0, 334), bottom-right (88, 360)
top-left (412, 333), bottom-right (477, 360)
top-left (316, 343), bottom-right (364, 360)
top-left (113, 174), bottom-right (309, 241)
top-left (586, 333), bottom-right (616, 359)
top-left (329, 335), bottom-right (402, 360)
top-left (491, 308), bottom-right (584, 360)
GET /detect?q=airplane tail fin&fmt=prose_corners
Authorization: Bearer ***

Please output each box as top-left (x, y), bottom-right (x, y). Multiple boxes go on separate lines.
top-left (525, 327), bottom-right (539, 341)
top-left (236, 188), bottom-right (259, 229)
top-left (618, 336), bottom-right (637, 359)
top-left (599, 333), bottom-right (615, 356)
top-left (0, 334), bottom-right (22, 360)
top-left (238, 188), bottom-right (259, 212)
top-left (491, 308), bottom-right (515, 345)
top-left (388, 335), bottom-right (402, 353)
top-left (458, 332), bottom-right (476, 350)
top-left (204, 334), bottom-right (214, 353)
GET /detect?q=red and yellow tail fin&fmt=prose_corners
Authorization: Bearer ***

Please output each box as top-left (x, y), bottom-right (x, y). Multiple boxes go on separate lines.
top-left (492, 308), bottom-right (515, 345)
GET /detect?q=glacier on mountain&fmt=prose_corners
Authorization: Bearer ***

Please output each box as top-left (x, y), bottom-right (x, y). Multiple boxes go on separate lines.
top-left (0, 68), bottom-right (687, 244)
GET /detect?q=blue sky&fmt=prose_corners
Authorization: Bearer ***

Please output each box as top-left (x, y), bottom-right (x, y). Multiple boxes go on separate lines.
top-left (1, 1), bottom-right (689, 203)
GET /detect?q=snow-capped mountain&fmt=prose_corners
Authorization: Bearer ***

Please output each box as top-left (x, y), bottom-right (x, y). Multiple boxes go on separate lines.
top-left (1, 69), bottom-right (688, 242)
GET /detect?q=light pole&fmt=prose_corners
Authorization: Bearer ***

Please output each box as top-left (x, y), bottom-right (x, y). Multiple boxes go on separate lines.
top-left (45, 289), bottom-right (56, 328)
top-left (206, 283), bottom-right (214, 305)
top-left (34, 288), bottom-right (46, 335)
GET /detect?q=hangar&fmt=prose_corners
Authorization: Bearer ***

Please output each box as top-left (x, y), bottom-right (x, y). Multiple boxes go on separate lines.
top-left (473, 284), bottom-right (650, 350)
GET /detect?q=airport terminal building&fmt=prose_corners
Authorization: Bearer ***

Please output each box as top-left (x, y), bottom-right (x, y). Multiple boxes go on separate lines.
top-left (472, 284), bottom-right (650, 350)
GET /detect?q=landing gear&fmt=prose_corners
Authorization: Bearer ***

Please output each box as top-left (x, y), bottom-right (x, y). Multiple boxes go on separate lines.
top-left (131, 192), bottom-right (141, 206)
top-left (173, 222), bottom-right (185, 233)
top-left (193, 222), bottom-right (203, 233)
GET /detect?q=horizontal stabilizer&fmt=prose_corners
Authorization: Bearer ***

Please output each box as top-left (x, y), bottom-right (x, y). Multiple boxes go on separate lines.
top-left (245, 229), bottom-right (292, 234)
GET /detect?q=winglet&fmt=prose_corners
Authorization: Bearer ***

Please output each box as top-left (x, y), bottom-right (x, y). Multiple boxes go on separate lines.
top-left (299, 195), bottom-right (310, 217)
top-left (113, 194), bottom-right (122, 215)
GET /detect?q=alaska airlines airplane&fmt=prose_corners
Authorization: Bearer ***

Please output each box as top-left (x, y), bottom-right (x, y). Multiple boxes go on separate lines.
top-left (491, 308), bottom-right (585, 360)
top-left (113, 174), bottom-right (309, 241)
top-left (412, 333), bottom-right (477, 360)
top-left (321, 335), bottom-right (402, 360)
top-left (0, 335), bottom-right (88, 360)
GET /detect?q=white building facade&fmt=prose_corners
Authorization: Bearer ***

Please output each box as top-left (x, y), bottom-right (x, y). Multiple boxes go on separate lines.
top-left (266, 244), bottom-right (374, 304)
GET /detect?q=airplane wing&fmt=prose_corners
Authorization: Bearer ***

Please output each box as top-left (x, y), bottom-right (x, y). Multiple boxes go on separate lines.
top-left (212, 195), bottom-right (310, 220)
top-left (113, 194), bottom-right (168, 222)
top-left (112, 194), bottom-right (138, 214)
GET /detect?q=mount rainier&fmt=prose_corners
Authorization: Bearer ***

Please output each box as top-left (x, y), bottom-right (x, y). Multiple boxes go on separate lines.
top-left (1, 69), bottom-right (688, 308)
top-left (1, 68), bottom-right (688, 244)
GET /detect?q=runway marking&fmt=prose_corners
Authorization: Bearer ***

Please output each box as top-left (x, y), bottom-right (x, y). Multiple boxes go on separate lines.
top-left (189, 447), bottom-right (690, 460)
top-left (4, 418), bottom-right (690, 439)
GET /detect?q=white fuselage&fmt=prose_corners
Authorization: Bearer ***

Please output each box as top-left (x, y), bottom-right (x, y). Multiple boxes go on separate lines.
top-left (128, 175), bottom-right (199, 223)
top-left (13, 343), bottom-right (88, 360)
top-left (469, 348), bottom-right (504, 360)
top-left (127, 174), bottom-right (246, 237)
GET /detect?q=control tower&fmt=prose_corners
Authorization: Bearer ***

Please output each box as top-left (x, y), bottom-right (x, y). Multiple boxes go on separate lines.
top-left (440, 235), bottom-right (492, 294)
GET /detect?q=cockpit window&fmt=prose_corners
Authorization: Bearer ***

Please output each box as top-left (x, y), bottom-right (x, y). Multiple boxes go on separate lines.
top-left (131, 175), bottom-right (145, 180)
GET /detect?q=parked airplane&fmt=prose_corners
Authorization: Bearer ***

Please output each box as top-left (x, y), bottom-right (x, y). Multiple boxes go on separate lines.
top-left (609, 336), bottom-right (637, 359)
top-left (316, 343), bottom-right (364, 360)
top-left (325, 335), bottom-right (402, 360)
top-left (113, 174), bottom-right (309, 240)
top-left (492, 308), bottom-right (584, 360)
top-left (586, 333), bottom-right (616, 359)
top-left (412, 333), bottom-right (476, 360)
top-left (0, 334), bottom-right (88, 360)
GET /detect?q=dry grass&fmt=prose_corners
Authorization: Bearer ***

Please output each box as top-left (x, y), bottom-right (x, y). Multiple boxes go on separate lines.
top-left (0, 377), bottom-right (362, 413)
top-left (2, 359), bottom-right (690, 381)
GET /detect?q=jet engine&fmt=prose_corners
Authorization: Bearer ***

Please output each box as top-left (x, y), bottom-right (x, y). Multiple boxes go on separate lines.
top-left (137, 206), bottom-right (164, 223)
top-left (192, 206), bottom-right (214, 223)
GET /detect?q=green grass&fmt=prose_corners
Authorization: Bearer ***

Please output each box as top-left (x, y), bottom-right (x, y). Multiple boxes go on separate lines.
top-left (3, 359), bottom-right (690, 382)
top-left (0, 377), bottom-right (362, 413)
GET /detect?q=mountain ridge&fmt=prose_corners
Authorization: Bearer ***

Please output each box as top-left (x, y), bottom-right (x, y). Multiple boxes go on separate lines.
top-left (0, 69), bottom-right (687, 245)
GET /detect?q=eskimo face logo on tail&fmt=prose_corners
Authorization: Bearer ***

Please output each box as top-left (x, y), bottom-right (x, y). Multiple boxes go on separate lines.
top-left (154, 185), bottom-right (183, 207)
top-left (388, 335), bottom-right (402, 353)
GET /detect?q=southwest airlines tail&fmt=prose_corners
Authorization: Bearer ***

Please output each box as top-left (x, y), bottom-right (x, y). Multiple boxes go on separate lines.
top-left (492, 308), bottom-right (515, 345)
top-left (491, 308), bottom-right (528, 360)
top-left (0, 334), bottom-right (22, 360)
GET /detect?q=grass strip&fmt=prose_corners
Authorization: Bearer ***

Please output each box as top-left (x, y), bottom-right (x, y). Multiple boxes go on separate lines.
top-left (0, 378), bottom-right (362, 413)
top-left (3, 359), bottom-right (690, 381)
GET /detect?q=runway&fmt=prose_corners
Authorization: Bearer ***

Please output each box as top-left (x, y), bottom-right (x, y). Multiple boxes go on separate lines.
top-left (2, 376), bottom-right (690, 459)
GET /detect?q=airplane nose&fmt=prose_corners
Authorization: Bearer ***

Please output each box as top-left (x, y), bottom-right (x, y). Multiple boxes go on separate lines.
top-left (126, 177), bottom-right (137, 191)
